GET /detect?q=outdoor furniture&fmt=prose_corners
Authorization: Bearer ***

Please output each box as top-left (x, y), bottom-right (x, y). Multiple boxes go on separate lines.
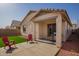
top-left (27, 34), bottom-right (33, 44)
top-left (2, 36), bottom-right (16, 50)
top-left (27, 34), bottom-right (38, 44)
top-left (27, 34), bottom-right (33, 41)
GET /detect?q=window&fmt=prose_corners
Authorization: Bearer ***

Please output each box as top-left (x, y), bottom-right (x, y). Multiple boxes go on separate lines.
top-left (23, 26), bottom-right (26, 32)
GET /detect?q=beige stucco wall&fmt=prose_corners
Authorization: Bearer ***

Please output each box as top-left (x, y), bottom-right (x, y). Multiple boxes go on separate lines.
top-left (20, 12), bottom-right (38, 40)
top-left (62, 20), bottom-right (72, 42)
top-left (56, 14), bottom-right (63, 47)
top-left (66, 22), bottom-right (72, 39)
top-left (21, 21), bottom-right (35, 39)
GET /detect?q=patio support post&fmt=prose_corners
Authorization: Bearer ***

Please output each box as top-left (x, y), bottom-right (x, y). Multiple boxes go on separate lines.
top-left (35, 23), bottom-right (40, 40)
top-left (20, 26), bottom-right (24, 35)
top-left (20, 26), bottom-right (22, 34)
top-left (33, 23), bottom-right (36, 41)
top-left (56, 14), bottom-right (62, 48)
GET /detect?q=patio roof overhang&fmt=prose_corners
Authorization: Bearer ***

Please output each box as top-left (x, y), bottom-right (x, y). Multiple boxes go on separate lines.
top-left (33, 13), bottom-right (57, 22)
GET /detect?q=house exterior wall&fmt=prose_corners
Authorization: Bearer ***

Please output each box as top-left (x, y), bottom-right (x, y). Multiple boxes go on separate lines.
top-left (20, 12), bottom-right (37, 37)
top-left (62, 20), bottom-right (72, 42)
top-left (67, 22), bottom-right (72, 39)
top-left (20, 11), bottom-right (72, 48)
top-left (21, 21), bottom-right (35, 40)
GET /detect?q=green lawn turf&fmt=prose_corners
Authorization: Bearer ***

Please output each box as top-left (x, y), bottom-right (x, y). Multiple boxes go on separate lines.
top-left (0, 36), bottom-right (26, 47)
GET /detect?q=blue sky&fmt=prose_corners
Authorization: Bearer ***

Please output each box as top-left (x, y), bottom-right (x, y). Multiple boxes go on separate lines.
top-left (0, 3), bottom-right (79, 28)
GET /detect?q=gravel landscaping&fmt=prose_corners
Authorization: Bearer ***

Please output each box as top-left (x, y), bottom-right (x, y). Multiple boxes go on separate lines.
top-left (57, 31), bottom-right (79, 56)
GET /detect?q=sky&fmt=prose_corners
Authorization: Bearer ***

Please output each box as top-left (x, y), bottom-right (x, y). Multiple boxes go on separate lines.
top-left (0, 3), bottom-right (79, 28)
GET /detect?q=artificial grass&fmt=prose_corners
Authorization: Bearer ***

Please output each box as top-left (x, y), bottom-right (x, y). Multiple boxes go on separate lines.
top-left (0, 36), bottom-right (26, 47)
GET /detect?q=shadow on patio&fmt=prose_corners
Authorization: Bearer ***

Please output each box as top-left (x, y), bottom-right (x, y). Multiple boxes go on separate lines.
top-left (37, 38), bottom-right (56, 45)
top-left (5, 47), bottom-right (18, 53)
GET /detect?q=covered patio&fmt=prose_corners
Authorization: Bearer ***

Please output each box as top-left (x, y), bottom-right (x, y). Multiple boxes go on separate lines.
top-left (32, 13), bottom-right (63, 48)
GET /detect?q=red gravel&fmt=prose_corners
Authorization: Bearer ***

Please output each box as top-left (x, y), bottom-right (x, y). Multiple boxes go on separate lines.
top-left (57, 33), bottom-right (79, 56)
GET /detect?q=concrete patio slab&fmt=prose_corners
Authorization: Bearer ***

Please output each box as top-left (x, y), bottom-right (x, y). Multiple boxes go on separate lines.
top-left (0, 41), bottom-right (60, 56)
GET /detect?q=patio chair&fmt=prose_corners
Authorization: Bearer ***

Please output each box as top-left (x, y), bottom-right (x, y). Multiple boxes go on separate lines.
top-left (2, 36), bottom-right (16, 50)
top-left (27, 34), bottom-right (38, 44)
top-left (28, 34), bottom-right (32, 41)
